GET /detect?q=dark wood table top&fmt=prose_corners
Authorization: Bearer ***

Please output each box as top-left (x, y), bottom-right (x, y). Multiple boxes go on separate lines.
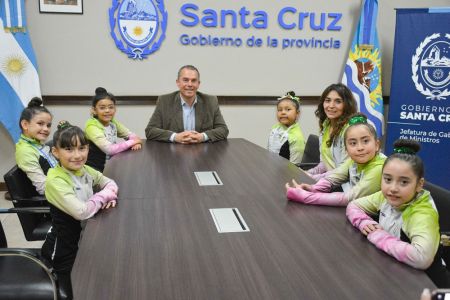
top-left (72, 138), bottom-right (435, 299)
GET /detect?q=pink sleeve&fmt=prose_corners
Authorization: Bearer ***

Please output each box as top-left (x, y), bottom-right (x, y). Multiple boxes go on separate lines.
top-left (287, 188), bottom-right (348, 206)
top-left (310, 178), bottom-right (332, 192)
top-left (103, 180), bottom-right (118, 194)
top-left (95, 181), bottom-right (118, 203)
top-left (346, 202), bottom-right (379, 232)
top-left (286, 187), bottom-right (307, 203)
top-left (307, 161), bottom-right (328, 175)
top-left (81, 184), bottom-right (118, 219)
top-left (367, 229), bottom-right (433, 269)
top-left (310, 172), bottom-right (326, 181)
top-left (105, 139), bottom-right (136, 156)
top-left (127, 133), bottom-right (139, 141)
top-left (81, 193), bottom-right (109, 219)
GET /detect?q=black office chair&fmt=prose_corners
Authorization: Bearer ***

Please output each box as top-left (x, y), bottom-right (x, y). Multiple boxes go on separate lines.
top-left (297, 134), bottom-right (320, 170)
top-left (424, 181), bottom-right (450, 271)
top-left (0, 207), bottom-right (59, 300)
top-left (3, 165), bottom-right (51, 241)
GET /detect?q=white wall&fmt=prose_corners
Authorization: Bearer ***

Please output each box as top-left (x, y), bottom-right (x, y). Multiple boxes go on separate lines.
top-left (25, 0), bottom-right (361, 95)
top-left (1, 0), bottom-right (448, 179)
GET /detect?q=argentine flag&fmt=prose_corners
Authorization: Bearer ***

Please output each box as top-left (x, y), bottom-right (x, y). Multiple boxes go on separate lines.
top-left (342, 0), bottom-right (384, 136)
top-left (0, 0), bottom-right (41, 142)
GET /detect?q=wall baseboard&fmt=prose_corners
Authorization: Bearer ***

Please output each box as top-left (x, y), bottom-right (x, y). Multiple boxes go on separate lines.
top-left (43, 95), bottom-right (317, 105)
top-left (43, 95), bottom-right (391, 106)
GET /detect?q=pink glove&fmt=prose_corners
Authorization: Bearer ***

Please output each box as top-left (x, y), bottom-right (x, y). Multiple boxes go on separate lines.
top-left (287, 188), bottom-right (348, 206)
top-left (346, 202), bottom-right (379, 232)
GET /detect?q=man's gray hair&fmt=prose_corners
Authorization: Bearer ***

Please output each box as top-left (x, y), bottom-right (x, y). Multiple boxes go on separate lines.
top-left (177, 65), bottom-right (200, 80)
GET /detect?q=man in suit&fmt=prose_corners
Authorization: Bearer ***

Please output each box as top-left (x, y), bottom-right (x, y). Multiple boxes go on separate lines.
top-left (145, 65), bottom-right (229, 144)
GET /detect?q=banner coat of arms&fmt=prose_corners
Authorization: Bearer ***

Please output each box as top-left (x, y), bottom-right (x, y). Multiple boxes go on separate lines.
top-left (109, 0), bottom-right (167, 59)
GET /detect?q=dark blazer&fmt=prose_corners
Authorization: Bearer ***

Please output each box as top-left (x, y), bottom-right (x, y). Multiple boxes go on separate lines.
top-left (145, 91), bottom-right (229, 142)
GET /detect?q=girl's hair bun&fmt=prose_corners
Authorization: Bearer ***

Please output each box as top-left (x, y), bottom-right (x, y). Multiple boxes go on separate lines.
top-left (92, 87), bottom-right (115, 107)
top-left (344, 112), bottom-right (378, 141)
top-left (57, 120), bottom-right (72, 131)
top-left (393, 139), bottom-right (420, 155)
top-left (277, 91), bottom-right (300, 104)
top-left (27, 97), bottom-right (43, 108)
top-left (95, 87), bottom-right (107, 96)
top-left (348, 113), bottom-right (368, 125)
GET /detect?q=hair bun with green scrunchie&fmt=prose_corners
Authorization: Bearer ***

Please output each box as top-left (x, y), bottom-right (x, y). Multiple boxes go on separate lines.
top-left (57, 120), bottom-right (72, 131)
top-left (348, 114), bottom-right (368, 126)
top-left (278, 91), bottom-right (301, 104)
top-left (393, 146), bottom-right (416, 155)
top-left (392, 139), bottom-right (420, 155)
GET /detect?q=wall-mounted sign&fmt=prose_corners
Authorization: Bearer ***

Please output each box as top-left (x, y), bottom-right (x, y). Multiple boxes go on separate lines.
top-left (109, 1), bottom-right (345, 59)
top-left (109, 0), bottom-right (167, 59)
top-left (178, 3), bottom-right (343, 50)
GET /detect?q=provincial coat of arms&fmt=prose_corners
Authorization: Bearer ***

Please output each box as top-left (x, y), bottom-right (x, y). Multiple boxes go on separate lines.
top-left (412, 33), bottom-right (450, 100)
top-left (109, 0), bottom-right (167, 59)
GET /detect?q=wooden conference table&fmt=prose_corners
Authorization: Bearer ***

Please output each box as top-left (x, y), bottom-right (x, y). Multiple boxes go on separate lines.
top-left (72, 139), bottom-right (435, 299)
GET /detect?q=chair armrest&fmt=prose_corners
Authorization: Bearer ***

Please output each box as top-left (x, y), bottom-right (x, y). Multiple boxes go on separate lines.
top-left (0, 248), bottom-right (53, 273)
top-left (441, 233), bottom-right (450, 247)
top-left (0, 207), bottom-right (50, 214)
top-left (12, 195), bottom-right (47, 202)
top-left (30, 195), bottom-right (47, 201)
top-left (0, 248), bottom-right (40, 257)
top-left (296, 162), bottom-right (319, 170)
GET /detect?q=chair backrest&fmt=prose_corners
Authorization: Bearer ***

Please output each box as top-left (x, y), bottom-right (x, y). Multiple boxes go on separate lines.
top-left (0, 215), bottom-right (58, 300)
top-left (3, 165), bottom-right (51, 241)
top-left (4, 165), bottom-right (40, 200)
top-left (0, 219), bottom-right (7, 248)
top-left (424, 181), bottom-right (450, 232)
top-left (301, 134), bottom-right (320, 164)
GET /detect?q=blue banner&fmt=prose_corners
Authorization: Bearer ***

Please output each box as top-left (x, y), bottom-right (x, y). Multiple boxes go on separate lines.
top-left (0, 0), bottom-right (41, 142)
top-left (386, 8), bottom-right (450, 189)
top-left (342, 0), bottom-right (384, 137)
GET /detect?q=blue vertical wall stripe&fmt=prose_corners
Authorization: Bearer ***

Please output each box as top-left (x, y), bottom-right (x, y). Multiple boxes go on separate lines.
top-left (371, 1), bottom-right (378, 46)
top-left (10, 0), bottom-right (16, 27)
top-left (357, 7), bottom-right (364, 45)
top-left (363, 0), bottom-right (375, 45)
top-left (362, 1), bottom-right (370, 44)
